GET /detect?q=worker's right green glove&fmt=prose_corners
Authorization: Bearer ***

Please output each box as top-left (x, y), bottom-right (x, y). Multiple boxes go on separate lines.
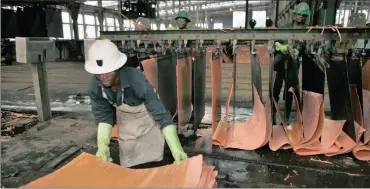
top-left (275, 42), bottom-right (289, 54)
top-left (162, 125), bottom-right (188, 165)
top-left (96, 122), bottom-right (113, 162)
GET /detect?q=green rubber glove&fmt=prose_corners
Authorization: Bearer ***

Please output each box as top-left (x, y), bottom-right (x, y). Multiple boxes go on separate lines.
top-left (96, 122), bottom-right (113, 162)
top-left (162, 125), bottom-right (188, 165)
top-left (275, 42), bottom-right (289, 54)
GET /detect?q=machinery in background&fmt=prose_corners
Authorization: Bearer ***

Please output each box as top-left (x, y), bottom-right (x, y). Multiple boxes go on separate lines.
top-left (1, 39), bottom-right (15, 65)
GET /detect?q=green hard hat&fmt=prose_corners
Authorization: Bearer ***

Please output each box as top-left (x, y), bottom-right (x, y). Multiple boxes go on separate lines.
top-left (175, 10), bottom-right (191, 22)
top-left (294, 2), bottom-right (310, 16)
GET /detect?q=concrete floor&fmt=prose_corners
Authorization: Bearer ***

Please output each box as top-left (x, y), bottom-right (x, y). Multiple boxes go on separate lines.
top-left (1, 112), bottom-right (370, 188)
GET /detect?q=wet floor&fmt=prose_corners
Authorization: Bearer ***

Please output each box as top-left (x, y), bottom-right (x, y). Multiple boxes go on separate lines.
top-left (1, 110), bottom-right (369, 188)
top-left (102, 140), bottom-right (370, 188)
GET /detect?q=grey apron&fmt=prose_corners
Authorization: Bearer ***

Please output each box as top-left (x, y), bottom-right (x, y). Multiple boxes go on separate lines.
top-left (102, 89), bottom-right (165, 167)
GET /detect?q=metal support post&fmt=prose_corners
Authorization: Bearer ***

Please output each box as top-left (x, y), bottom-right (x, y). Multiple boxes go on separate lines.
top-left (15, 37), bottom-right (56, 122)
top-left (245, 0), bottom-right (249, 29)
top-left (67, 3), bottom-right (80, 40)
top-left (98, 0), bottom-right (104, 32)
top-left (31, 50), bottom-right (52, 122)
top-left (275, 0), bottom-right (279, 27)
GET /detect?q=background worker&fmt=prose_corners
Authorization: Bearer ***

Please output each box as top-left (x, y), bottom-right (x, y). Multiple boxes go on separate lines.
top-left (86, 39), bottom-right (188, 168)
top-left (272, 2), bottom-right (309, 124)
top-left (174, 10), bottom-right (197, 124)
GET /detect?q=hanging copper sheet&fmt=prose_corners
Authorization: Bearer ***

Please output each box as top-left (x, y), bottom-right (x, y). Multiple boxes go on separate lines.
top-left (212, 80), bottom-right (271, 150)
top-left (269, 88), bottom-right (302, 150)
top-left (21, 152), bottom-right (218, 188)
top-left (141, 56), bottom-right (159, 91)
top-left (157, 53), bottom-right (177, 116)
top-left (211, 48), bottom-right (222, 135)
top-left (292, 92), bottom-right (346, 156)
top-left (326, 56), bottom-right (357, 141)
top-left (193, 48), bottom-right (207, 131)
top-left (361, 61), bottom-right (370, 145)
top-left (351, 62), bottom-right (370, 160)
top-left (176, 55), bottom-right (193, 133)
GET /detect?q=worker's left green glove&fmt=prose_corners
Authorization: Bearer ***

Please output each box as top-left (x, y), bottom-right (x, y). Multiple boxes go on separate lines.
top-left (162, 125), bottom-right (188, 165)
top-left (96, 122), bottom-right (113, 162)
top-left (275, 42), bottom-right (289, 54)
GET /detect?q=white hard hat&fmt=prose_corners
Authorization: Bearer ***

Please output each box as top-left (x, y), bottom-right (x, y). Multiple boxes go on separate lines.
top-left (84, 39), bottom-right (127, 74)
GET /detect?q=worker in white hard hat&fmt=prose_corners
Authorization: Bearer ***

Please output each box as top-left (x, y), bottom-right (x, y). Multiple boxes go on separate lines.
top-left (86, 39), bottom-right (188, 168)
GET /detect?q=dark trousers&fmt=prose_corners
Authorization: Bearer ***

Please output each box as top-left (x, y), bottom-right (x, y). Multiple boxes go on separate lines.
top-left (129, 143), bottom-right (174, 169)
top-left (272, 53), bottom-right (300, 123)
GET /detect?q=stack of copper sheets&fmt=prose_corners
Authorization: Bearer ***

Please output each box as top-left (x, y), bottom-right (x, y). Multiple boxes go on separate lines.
top-left (22, 153), bottom-right (218, 188)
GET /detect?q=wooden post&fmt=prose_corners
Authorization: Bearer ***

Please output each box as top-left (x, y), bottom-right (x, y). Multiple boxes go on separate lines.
top-left (31, 49), bottom-right (52, 122)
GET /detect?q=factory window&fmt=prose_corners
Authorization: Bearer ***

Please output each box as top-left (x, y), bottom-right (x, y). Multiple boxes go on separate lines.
top-left (108, 26), bottom-right (115, 31)
top-left (62, 11), bottom-right (73, 39)
top-left (252, 11), bottom-right (266, 28)
top-left (213, 23), bottom-right (223, 29)
top-left (63, 24), bottom-right (72, 39)
top-left (78, 25), bottom-right (84, 39)
top-left (151, 24), bottom-right (157, 30)
top-left (115, 18), bottom-right (119, 27)
top-left (84, 14), bottom-right (95, 25)
top-left (62, 11), bottom-right (70, 23)
top-left (233, 11), bottom-right (245, 28)
top-left (78, 14), bottom-right (83, 24)
top-left (123, 19), bottom-right (135, 30)
top-left (86, 25), bottom-right (96, 39)
top-left (106, 17), bottom-right (114, 26)
top-left (160, 23), bottom-right (165, 30)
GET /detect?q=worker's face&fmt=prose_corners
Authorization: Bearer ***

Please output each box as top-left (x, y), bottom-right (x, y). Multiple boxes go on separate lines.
top-left (96, 71), bottom-right (118, 87)
top-left (176, 18), bottom-right (188, 29)
top-left (295, 14), bottom-right (306, 23)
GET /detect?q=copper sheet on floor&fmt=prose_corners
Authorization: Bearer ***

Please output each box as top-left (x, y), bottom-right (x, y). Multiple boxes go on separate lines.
top-left (176, 56), bottom-right (193, 133)
top-left (22, 152), bottom-right (217, 188)
top-left (284, 88), bottom-right (304, 146)
top-left (300, 91), bottom-right (324, 145)
top-left (212, 83), bottom-right (270, 150)
top-left (268, 88), bottom-right (302, 150)
top-left (141, 57), bottom-right (158, 90)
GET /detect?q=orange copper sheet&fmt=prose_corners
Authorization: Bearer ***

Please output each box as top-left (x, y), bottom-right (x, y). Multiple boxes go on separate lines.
top-left (284, 88), bottom-right (304, 146)
top-left (300, 91), bottom-right (324, 145)
top-left (212, 81), bottom-right (271, 150)
top-left (352, 60), bottom-right (370, 160)
top-left (141, 57), bottom-right (158, 91)
top-left (176, 56), bottom-right (193, 133)
top-left (22, 152), bottom-right (217, 188)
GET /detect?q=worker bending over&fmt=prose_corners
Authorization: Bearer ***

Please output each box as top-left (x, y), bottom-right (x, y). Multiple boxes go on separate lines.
top-left (86, 39), bottom-right (188, 168)
top-left (273, 2), bottom-right (309, 123)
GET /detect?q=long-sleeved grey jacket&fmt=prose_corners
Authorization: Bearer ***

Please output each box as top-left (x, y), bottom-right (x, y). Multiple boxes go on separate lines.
top-left (87, 67), bottom-right (174, 130)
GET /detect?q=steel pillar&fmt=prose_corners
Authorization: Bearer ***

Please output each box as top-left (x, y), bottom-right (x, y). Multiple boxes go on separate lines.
top-left (98, 0), bottom-right (104, 32)
top-left (245, 0), bottom-right (249, 29)
top-left (324, 0), bottom-right (339, 25)
top-left (275, 0), bottom-right (279, 27)
top-left (67, 3), bottom-right (80, 40)
top-left (118, 0), bottom-right (124, 31)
